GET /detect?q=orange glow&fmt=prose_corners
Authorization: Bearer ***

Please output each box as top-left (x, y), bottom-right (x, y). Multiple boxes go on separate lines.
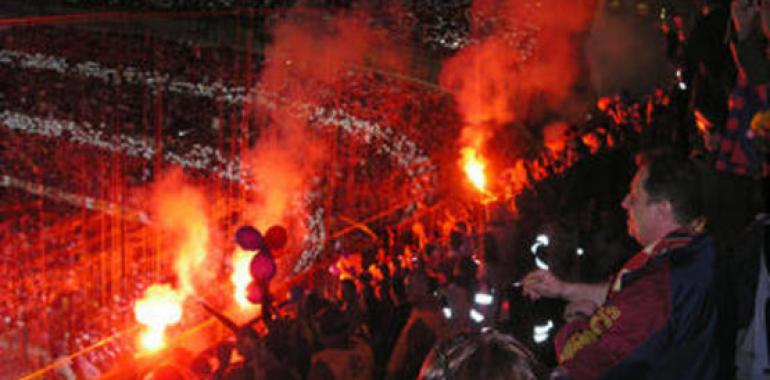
top-left (367, 264), bottom-right (385, 282)
top-left (151, 170), bottom-right (213, 299)
top-left (134, 284), bottom-right (183, 352)
top-left (543, 121), bottom-right (569, 156)
top-left (751, 110), bottom-right (770, 138)
top-left (581, 133), bottom-right (601, 154)
top-left (441, 0), bottom-right (595, 214)
top-left (231, 247), bottom-right (258, 310)
top-left (170, 200), bottom-right (210, 298)
top-left (503, 159), bottom-right (530, 198)
top-left (596, 97), bottom-right (613, 112)
top-left (335, 253), bottom-right (364, 281)
top-left (694, 110), bottom-right (712, 135)
top-left (503, 160), bottom-right (530, 215)
top-left (530, 160), bottom-right (549, 181)
top-left (461, 147), bottom-right (488, 193)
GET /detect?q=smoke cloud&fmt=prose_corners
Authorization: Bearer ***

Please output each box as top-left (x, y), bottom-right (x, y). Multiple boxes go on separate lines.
top-left (585, 1), bottom-right (670, 96)
top-left (242, 8), bottom-right (410, 277)
top-left (149, 169), bottom-right (217, 298)
top-left (440, 0), bottom-right (598, 210)
top-left (442, 0), bottom-right (597, 151)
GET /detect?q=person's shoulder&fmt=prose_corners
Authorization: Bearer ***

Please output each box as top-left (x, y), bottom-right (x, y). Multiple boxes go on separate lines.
top-left (664, 235), bottom-right (718, 297)
top-left (668, 234), bottom-right (716, 268)
top-left (308, 359), bottom-right (335, 380)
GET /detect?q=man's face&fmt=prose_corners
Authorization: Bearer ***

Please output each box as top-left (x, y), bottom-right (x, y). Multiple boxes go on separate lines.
top-left (622, 167), bottom-right (659, 246)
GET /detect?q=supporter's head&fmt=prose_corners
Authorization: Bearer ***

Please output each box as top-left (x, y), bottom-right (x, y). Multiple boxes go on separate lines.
top-left (289, 286), bottom-right (305, 304)
top-left (452, 256), bottom-right (478, 290)
top-left (418, 330), bottom-right (545, 380)
top-left (622, 150), bottom-right (704, 246)
top-left (339, 279), bottom-right (358, 304)
top-left (376, 247), bottom-right (388, 264)
top-left (406, 269), bottom-right (437, 304)
top-left (235, 326), bottom-right (260, 360)
top-left (450, 232), bottom-right (464, 253)
top-left (425, 243), bottom-right (439, 261)
top-left (301, 291), bottom-right (324, 318)
top-left (313, 302), bottom-right (351, 345)
top-left (265, 318), bottom-right (292, 361)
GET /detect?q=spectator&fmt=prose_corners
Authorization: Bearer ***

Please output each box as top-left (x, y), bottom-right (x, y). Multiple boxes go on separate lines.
top-left (418, 330), bottom-right (546, 380)
top-left (440, 256), bottom-right (477, 333)
top-left (308, 303), bottom-right (375, 380)
top-left (386, 270), bottom-right (449, 380)
top-left (338, 278), bottom-right (368, 337)
top-left (708, 0), bottom-right (769, 248)
top-left (522, 150), bottom-right (719, 380)
top-left (731, 213), bottom-right (770, 379)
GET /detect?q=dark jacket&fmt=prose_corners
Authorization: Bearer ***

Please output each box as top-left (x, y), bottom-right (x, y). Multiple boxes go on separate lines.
top-left (554, 230), bottom-right (719, 380)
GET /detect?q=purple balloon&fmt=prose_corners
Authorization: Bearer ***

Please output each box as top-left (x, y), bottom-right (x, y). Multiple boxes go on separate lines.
top-left (250, 252), bottom-right (276, 281)
top-left (235, 225), bottom-right (264, 251)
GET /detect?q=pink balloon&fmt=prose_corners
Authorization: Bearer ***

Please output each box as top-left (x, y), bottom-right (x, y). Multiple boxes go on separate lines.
top-left (246, 281), bottom-right (263, 304)
top-left (250, 252), bottom-right (276, 281)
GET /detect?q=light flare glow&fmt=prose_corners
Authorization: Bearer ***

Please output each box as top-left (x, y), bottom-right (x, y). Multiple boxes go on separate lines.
top-left (461, 147), bottom-right (487, 193)
top-left (231, 247), bottom-right (258, 309)
top-left (134, 284), bottom-right (183, 352)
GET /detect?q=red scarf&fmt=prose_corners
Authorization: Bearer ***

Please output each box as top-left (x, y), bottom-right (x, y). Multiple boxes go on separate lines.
top-left (609, 228), bottom-right (696, 296)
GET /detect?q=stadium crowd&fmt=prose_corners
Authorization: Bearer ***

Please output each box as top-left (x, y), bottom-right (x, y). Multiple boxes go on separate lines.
top-left (0, 0), bottom-right (768, 379)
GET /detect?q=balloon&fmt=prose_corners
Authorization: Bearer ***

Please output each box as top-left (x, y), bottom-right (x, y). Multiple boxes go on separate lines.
top-left (264, 225), bottom-right (288, 251)
top-left (246, 281), bottom-right (264, 304)
top-left (250, 252), bottom-right (276, 281)
top-left (235, 225), bottom-right (264, 251)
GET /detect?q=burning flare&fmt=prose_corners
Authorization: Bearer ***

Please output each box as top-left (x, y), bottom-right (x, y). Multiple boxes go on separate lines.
top-left (134, 284), bottom-right (183, 352)
top-left (461, 147), bottom-right (488, 193)
top-left (231, 247), bottom-right (258, 309)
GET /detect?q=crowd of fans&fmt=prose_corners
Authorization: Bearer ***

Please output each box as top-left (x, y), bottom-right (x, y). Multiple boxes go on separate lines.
top-left (0, 22), bottom-right (460, 377)
top-left (0, 0), bottom-right (769, 378)
top-left (15, 0), bottom-right (475, 53)
top-left (0, 20), bottom-right (457, 233)
top-left (128, 221), bottom-right (559, 380)
top-left (0, 211), bottom-right (220, 379)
